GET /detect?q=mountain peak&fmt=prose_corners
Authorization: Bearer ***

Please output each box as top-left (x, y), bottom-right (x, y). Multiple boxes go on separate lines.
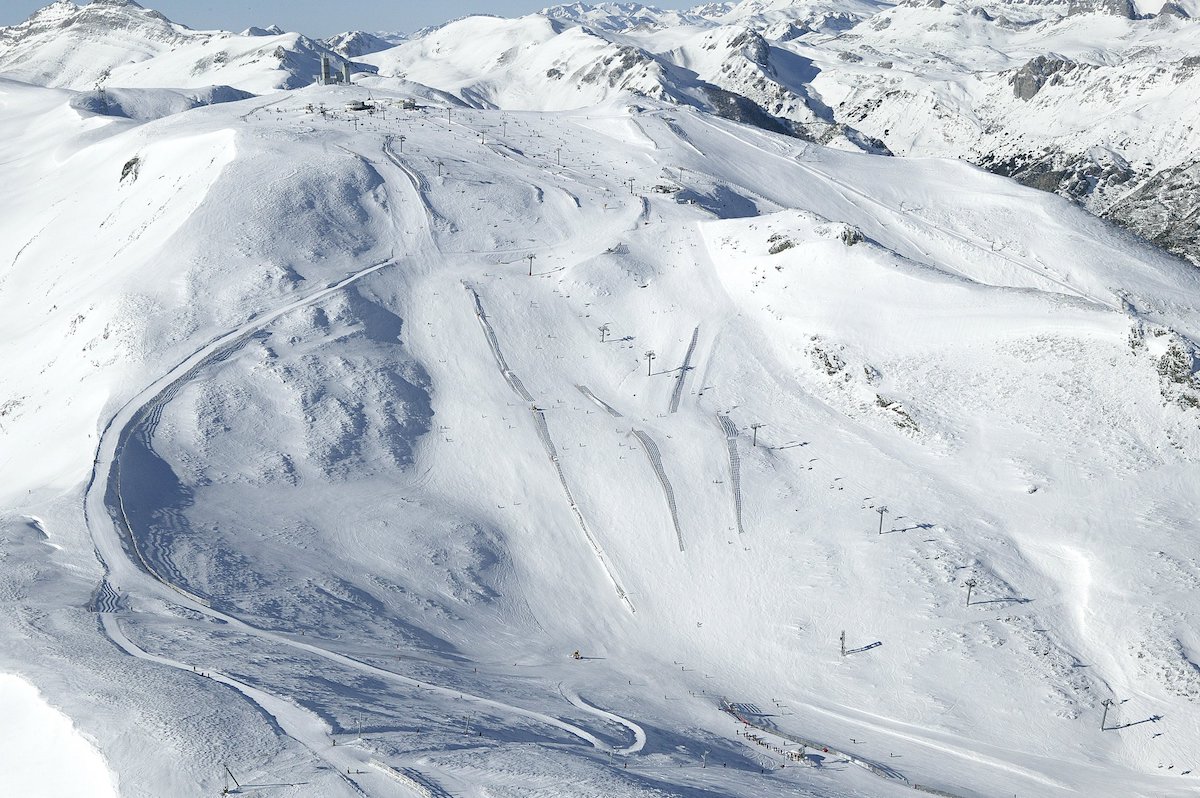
top-left (242, 24), bottom-right (286, 37)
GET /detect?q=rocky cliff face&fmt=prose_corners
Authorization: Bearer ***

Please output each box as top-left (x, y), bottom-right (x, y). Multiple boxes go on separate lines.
top-left (1108, 162), bottom-right (1200, 264)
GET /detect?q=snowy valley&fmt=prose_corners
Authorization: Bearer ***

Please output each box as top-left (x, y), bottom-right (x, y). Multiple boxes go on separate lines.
top-left (1, 1), bottom-right (1199, 797)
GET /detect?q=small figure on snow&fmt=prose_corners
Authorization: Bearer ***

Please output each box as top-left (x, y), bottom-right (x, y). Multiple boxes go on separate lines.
top-left (572, 650), bottom-right (582, 660)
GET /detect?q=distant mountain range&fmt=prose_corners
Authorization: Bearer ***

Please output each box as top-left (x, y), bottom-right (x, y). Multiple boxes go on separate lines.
top-left (3, 0), bottom-right (1196, 262)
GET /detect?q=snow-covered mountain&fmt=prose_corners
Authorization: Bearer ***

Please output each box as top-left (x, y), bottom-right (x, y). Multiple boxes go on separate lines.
top-left (786, 0), bottom-right (1200, 262)
top-left (371, 0), bottom-right (1200, 256)
top-left (357, 13), bottom-right (883, 149)
top-left (9, 0), bottom-right (1198, 255)
top-left (324, 30), bottom-right (407, 59)
top-left (2, 2), bottom-right (1200, 798)
top-left (0, 0), bottom-right (366, 93)
top-left (541, 1), bottom-right (726, 30)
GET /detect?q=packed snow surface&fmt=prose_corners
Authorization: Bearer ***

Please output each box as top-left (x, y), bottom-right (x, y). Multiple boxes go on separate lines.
top-left (0, 674), bottom-right (120, 798)
top-left (1, 4), bottom-right (1200, 798)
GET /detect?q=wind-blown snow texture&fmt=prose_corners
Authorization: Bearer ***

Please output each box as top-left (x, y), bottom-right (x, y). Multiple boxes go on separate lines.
top-left (1, 2), bottom-right (1199, 798)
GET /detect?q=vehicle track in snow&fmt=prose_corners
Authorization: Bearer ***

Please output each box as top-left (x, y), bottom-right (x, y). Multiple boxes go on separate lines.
top-left (80, 177), bottom-right (642, 788)
top-left (92, 261), bottom-right (395, 609)
top-left (560, 686), bottom-right (647, 755)
top-left (101, 613), bottom-right (381, 798)
top-left (382, 137), bottom-right (446, 231)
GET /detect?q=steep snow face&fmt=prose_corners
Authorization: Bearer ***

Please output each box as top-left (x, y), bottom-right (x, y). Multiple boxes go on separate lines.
top-left (0, 674), bottom-right (119, 798)
top-left (660, 23), bottom-right (888, 149)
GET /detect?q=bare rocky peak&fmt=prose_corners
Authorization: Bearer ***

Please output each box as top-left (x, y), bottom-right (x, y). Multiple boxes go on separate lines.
top-left (1009, 54), bottom-right (1083, 99)
top-left (1158, 1), bottom-right (1194, 16)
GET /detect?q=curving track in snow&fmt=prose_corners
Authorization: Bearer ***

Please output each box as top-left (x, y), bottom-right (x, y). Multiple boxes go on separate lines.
top-left (101, 613), bottom-right (383, 798)
top-left (86, 255), bottom-right (398, 609)
top-left (560, 686), bottom-right (647, 755)
top-left (82, 260), bottom-right (628, 758)
top-left (80, 154), bottom-right (650, 790)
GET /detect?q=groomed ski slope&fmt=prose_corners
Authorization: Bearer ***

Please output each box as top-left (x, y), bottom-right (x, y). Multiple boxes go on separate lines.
top-left (1, 76), bottom-right (1199, 798)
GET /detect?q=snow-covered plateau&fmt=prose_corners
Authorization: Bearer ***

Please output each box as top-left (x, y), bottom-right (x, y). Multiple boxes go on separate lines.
top-left (1, 1), bottom-right (1199, 797)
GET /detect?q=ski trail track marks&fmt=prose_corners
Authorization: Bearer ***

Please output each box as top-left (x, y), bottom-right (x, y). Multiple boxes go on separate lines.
top-left (465, 283), bottom-right (636, 614)
top-left (83, 221), bottom-right (637, 793)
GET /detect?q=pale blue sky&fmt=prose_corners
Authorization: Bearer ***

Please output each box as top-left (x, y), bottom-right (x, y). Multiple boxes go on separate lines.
top-left (2, 1), bottom-right (696, 36)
